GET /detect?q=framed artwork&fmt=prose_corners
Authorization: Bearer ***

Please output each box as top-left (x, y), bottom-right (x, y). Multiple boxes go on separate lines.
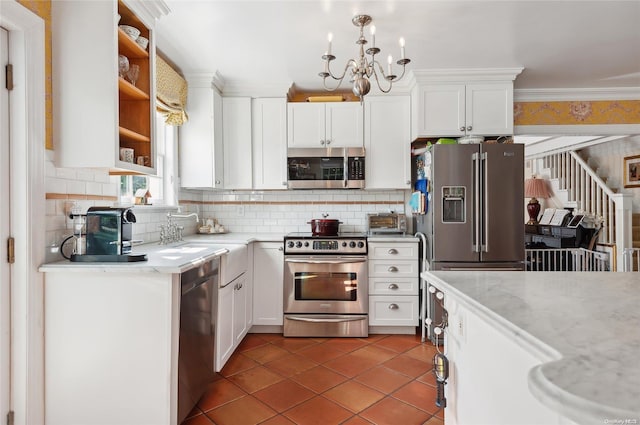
top-left (623, 154), bottom-right (640, 188)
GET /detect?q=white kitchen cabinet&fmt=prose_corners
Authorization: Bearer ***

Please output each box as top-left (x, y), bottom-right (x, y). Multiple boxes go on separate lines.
top-left (233, 273), bottom-right (250, 346)
top-left (223, 97), bottom-right (253, 189)
top-left (216, 278), bottom-right (235, 371)
top-left (368, 240), bottom-right (419, 329)
top-left (416, 82), bottom-right (513, 137)
top-left (252, 242), bottom-right (284, 327)
top-left (252, 98), bottom-right (288, 189)
top-left (364, 96), bottom-right (411, 189)
top-left (287, 102), bottom-right (363, 147)
top-left (179, 84), bottom-right (224, 188)
top-left (52, 0), bottom-right (160, 174)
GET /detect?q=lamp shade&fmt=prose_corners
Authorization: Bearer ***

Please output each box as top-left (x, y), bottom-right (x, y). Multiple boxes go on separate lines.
top-left (524, 177), bottom-right (550, 199)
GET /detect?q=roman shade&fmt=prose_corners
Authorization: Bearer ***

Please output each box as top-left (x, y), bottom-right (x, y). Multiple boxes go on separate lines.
top-left (156, 55), bottom-right (188, 126)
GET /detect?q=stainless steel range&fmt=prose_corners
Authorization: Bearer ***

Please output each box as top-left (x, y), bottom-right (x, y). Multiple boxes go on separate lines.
top-left (283, 233), bottom-right (368, 337)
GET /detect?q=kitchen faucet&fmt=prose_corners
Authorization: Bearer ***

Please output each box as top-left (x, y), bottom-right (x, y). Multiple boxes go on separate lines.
top-left (159, 211), bottom-right (199, 244)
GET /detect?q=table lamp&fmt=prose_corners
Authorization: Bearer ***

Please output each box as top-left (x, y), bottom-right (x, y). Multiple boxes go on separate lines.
top-left (524, 177), bottom-right (550, 225)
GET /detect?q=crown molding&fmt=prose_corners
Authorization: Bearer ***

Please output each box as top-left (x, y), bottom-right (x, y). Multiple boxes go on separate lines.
top-left (412, 67), bottom-right (524, 83)
top-left (514, 87), bottom-right (640, 102)
top-left (122, 0), bottom-right (170, 26)
top-left (183, 71), bottom-right (224, 92)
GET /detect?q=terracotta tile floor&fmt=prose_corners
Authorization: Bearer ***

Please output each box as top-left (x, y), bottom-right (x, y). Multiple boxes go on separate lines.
top-left (182, 334), bottom-right (444, 425)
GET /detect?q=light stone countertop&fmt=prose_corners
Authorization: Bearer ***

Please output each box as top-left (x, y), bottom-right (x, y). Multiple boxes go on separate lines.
top-left (39, 233), bottom-right (284, 274)
top-left (422, 271), bottom-right (640, 425)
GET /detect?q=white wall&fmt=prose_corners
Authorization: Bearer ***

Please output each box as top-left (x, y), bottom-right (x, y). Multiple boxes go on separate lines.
top-left (581, 135), bottom-right (640, 212)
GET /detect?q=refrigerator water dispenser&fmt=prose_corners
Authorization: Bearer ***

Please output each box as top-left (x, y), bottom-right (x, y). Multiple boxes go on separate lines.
top-left (442, 186), bottom-right (465, 223)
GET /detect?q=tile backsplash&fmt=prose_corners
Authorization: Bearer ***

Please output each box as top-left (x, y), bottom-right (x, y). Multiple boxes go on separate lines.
top-left (44, 147), bottom-right (409, 261)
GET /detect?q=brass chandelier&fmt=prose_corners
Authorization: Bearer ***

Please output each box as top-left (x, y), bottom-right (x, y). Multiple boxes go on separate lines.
top-left (319, 14), bottom-right (411, 100)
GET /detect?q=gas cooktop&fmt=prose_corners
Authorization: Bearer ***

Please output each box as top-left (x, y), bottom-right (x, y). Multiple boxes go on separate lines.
top-left (285, 232), bottom-right (367, 239)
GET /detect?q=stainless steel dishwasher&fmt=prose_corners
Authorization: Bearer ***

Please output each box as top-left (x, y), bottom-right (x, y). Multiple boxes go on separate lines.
top-left (178, 257), bottom-right (219, 424)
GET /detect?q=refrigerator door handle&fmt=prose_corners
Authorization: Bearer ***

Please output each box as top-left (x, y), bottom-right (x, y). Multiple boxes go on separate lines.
top-left (482, 151), bottom-right (488, 253)
top-left (472, 152), bottom-right (480, 253)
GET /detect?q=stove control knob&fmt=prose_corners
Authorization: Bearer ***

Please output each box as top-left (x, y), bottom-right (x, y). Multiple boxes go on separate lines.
top-left (287, 241), bottom-right (294, 248)
top-left (349, 241), bottom-right (356, 248)
top-left (304, 242), bottom-right (309, 247)
top-left (295, 241), bottom-right (302, 248)
top-left (357, 241), bottom-right (365, 248)
top-left (342, 242), bottom-right (347, 247)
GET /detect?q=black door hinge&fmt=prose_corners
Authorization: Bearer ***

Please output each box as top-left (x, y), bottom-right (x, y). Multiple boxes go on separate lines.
top-left (5, 64), bottom-right (13, 91)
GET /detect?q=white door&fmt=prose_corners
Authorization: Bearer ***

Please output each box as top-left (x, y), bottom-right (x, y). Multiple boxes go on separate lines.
top-left (417, 84), bottom-right (465, 137)
top-left (465, 83), bottom-right (513, 136)
top-left (364, 96), bottom-right (411, 189)
top-left (287, 102), bottom-right (325, 147)
top-left (325, 102), bottom-right (363, 147)
top-left (1, 26), bottom-right (11, 422)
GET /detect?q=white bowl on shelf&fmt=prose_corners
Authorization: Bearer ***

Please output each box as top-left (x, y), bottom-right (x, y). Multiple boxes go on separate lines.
top-left (119, 25), bottom-right (140, 41)
top-left (135, 35), bottom-right (149, 51)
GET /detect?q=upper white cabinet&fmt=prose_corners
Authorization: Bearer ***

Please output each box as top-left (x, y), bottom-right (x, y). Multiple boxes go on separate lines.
top-left (222, 97), bottom-right (252, 190)
top-left (252, 98), bottom-right (288, 190)
top-left (364, 96), bottom-right (411, 189)
top-left (417, 83), bottom-right (513, 137)
top-left (52, 0), bottom-right (160, 174)
top-left (179, 84), bottom-right (224, 188)
top-left (287, 102), bottom-right (364, 147)
top-left (413, 69), bottom-right (522, 138)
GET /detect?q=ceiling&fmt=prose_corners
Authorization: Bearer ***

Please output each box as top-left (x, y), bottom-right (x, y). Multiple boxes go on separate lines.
top-left (154, 0), bottom-right (640, 95)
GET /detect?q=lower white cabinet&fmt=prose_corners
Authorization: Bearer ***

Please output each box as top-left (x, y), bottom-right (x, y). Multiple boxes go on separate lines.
top-left (216, 278), bottom-right (235, 371)
top-left (216, 272), bottom-right (252, 371)
top-left (252, 242), bottom-right (284, 326)
top-left (368, 240), bottom-right (419, 328)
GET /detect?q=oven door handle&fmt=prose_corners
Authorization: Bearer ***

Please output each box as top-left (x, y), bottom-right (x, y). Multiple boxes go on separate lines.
top-left (285, 258), bottom-right (367, 264)
top-left (286, 315), bottom-right (367, 323)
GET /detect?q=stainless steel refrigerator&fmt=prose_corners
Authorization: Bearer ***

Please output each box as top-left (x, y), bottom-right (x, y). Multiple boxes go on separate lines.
top-left (415, 143), bottom-right (525, 271)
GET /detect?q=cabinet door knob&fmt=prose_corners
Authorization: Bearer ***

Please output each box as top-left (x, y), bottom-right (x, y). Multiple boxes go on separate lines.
top-left (388, 266), bottom-right (398, 272)
top-left (459, 126), bottom-right (465, 132)
top-left (388, 283), bottom-right (399, 290)
top-left (320, 140), bottom-right (325, 145)
top-left (388, 303), bottom-right (399, 310)
top-left (388, 248), bottom-right (398, 255)
top-left (215, 180), bottom-right (221, 184)
top-left (406, 180), bottom-right (411, 185)
top-left (467, 125), bottom-right (472, 131)
top-left (282, 181), bottom-right (287, 186)
top-left (278, 247), bottom-right (284, 251)
top-left (326, 139), bottom-right (331, 145)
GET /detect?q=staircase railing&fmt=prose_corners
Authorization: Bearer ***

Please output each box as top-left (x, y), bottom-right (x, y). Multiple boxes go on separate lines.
top-left (623, 248), bottom-right (640, 272)
top-left (532, 150), bottom-right (633, 270)
top-left (526, 247), bottom-right (610, 271)
top-left (542, 151), bottom-right (616, 243)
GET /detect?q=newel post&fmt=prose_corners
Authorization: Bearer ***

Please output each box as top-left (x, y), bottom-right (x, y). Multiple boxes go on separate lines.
top-left (611, 193), bottom-right (633, 271)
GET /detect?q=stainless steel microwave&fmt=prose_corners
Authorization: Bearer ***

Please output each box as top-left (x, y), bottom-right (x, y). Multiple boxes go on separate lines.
top-left (287, 147), bottom-right (365, 189)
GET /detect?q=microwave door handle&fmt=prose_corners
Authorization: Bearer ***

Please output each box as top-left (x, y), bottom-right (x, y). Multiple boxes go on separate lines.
top-left (472, 152), bottom-right (480, 253)
top-left (482, 151), bottom-right (488, 253)
top-left (344, 155), bottom-right (348, 188)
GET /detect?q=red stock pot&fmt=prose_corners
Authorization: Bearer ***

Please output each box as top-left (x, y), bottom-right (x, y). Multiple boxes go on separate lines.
top-left (308, 219), bottom-right (341, 236)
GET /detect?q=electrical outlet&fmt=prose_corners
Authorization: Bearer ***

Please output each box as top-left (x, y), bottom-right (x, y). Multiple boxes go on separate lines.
top-left (237, 205), bottom-right (245, 216)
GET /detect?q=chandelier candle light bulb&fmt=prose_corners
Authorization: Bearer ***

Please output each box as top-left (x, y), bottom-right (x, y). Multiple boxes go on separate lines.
top-left (400, 37), bottom-right (405, 59)
top-left (387, 55), bottom-right (393, 74)
top-left (327, 32), bottom-right (333, 55)
top-left (370, 25), bottom-right (376, 47)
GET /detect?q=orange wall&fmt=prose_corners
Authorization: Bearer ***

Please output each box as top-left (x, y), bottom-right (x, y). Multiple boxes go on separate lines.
top-left (514, 100), bottom-right (640, 126)
top-left (17, 0), bottom-right (53, 150)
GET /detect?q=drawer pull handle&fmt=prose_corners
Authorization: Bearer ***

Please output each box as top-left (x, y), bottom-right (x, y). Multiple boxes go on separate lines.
top-left (388, 248), bottom-right (398, 255)
top-left (388, 266), bottom-right (398, 272)
top-left (388, 283), bottom-right (399, 290)
top-left (388, 303), bottom-right (399, 310)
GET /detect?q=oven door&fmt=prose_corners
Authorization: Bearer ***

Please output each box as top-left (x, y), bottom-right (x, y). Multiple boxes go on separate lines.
top-left (284, 256), bottom-right (368, 315)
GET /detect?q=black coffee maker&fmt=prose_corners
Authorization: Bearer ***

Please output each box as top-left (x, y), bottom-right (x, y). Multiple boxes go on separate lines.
top-left (71, 207), bottom-right (146, 262)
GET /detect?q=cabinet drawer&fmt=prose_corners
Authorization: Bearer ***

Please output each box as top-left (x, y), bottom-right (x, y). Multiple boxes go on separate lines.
top-left (369, 277), bottom-right (418, 295)
top-left (369, 296), bottom-right (419, 326)
top-left (369, 260), bottom-right (417, 278)
top-left (368, 243), bottom-right (418, 260)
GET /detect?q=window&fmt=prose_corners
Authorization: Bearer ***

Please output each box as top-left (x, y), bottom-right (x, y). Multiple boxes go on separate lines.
top-left (117, 112), bottom-right (178, 205)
